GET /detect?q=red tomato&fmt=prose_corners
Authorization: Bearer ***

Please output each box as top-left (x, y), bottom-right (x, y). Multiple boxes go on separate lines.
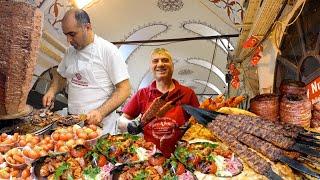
top-left (44, 136), bottom-right (51, 142)
top-left (97, 155), bottom-right (107, 167)
top-left (58, 146), bottom-right (69, 152)
top-left (189, 155), bottom-right (201, 165)
top-left (215, 149), bottom-right (232, 158)
top-left (131, 154), bottom-right (139, 161)
top-left (148, 156), bottom-right (166, 166)
top-left (77, 132), bottom-right (88, 140)
top-left (88, 132), bottom-right (98, 139)
top-left (1, 133), bottom-right (8, 139)
top-left (27, 149), bottom-right (39, 159)
top-left (65, 132), bottom-right (74, 140)
top-left (109, 148), bottom-right (122, 158)
top-left (70, 147), bottom-right (87, 158)
top-left (21, 167), bottom-right (31, 178)
top-left (0, 170), bottom-right (10, 179)
top-left (209, 163), bottom-right (217, 174)
top-left (59, 134), bottom-right (69, 141)
top-left (176, 162), bottom-right (186, 175)
top-left (10, 170), bottom-right (19, 177)
top-left (12, 154), bottom-right (25, 164)
top-left (52, 133), bottom-right (60, 141)
top-left (19, 139), bottom-right (27, 147)
top-left (143, 142), bottom-right (154, 150)
top-left (88, 124), bottom-right (97, 131)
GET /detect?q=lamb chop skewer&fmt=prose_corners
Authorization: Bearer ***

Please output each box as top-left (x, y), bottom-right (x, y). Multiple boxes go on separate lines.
top-left (210, 116), bottom-right (320, 178)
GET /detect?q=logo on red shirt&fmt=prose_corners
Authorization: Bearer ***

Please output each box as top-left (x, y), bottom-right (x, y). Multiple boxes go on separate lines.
top-left (150, 117), bottom-right (178, 140)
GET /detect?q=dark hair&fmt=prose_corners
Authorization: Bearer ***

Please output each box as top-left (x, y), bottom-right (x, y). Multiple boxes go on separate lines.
top-left (74, 9), bottom-right (91, 25)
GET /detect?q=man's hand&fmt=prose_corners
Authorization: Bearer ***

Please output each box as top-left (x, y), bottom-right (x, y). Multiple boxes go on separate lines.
top-left (42, 90), bottom-right (55, 107)
top-left (86, 109), bottom-right (103, 125)
top-left (118, 115), bottom-right (131, 132)
top-left (118, 114), bottom-right (142, 134)
top-left (42, 67), bottom-right (66, 108)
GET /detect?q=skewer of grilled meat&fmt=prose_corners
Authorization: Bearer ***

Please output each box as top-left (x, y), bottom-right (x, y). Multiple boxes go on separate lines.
top-left (235, 115), bottom-right (320, 142)
top-left (182, 105), bottom-right (320, 175)
top-left (213, 116), bottom-right (320, 178)
top-left (198, 106), bottom-right (320, 143)
top-left (207, 124), bottom-right (282, 180)
top-left (219, 115), bottom-right (320, 157)
top-left (187, 104), bottom-right (320, 139)
top-left (140, 92), bottom-right (169, 125)
top-left (236, 115), bottom-right (320, 145)
top-left (184, 105), bottom-right (320, 154)
top-left (156, 94), bottom-right (184, 117)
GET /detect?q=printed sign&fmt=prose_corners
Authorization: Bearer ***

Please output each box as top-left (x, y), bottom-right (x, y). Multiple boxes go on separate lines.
top-left (150, 117), bottom-right (177, 140)
top-left (306, 76), bottom-right (320, 104)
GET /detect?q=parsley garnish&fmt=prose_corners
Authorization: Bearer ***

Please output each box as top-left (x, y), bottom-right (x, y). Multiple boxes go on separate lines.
top-left (124, 133), bottom-right (139, 141)
top-left (174, 146), bottom-right (189, 164)
top-left (133, 170), bottom-right (149, 180)
top-left (208, 154), bottom-right (216, 162)
top-left (129, 146), bottom-right (136, 154)
top-left (163, 174), bottom-right (178, 180)
top-left (194, 142), bottom-right (218, 149)
top-left (96, 139), bottom-right (111, 152)
top-left (83, 166), bottom-right (101, 179)
top-left (54, 162), bottom-right (70, 180)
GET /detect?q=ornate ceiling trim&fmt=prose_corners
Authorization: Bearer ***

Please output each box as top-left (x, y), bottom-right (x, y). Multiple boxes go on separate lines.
top-left (178, 69), bottom-right (194, 75)
top-left (181, 20), bottom-right (235, 53)
top-left (157, 0), bottom-right (184, 12)
top-left (119, 22), bottom-right (171, 62)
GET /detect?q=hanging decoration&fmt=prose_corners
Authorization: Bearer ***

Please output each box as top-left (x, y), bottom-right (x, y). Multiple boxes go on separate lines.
top-left (208, 0), bottom-right (244, 25)
top-left (243, 35), bottom-right (259, 48)
top-left (243, 35), bottom-right (263, 66)
top-left (228, 63), bottom-right (240, 89)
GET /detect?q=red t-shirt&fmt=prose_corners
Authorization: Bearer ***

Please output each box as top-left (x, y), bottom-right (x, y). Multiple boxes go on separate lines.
top-left (122, 79), bottom-right (199, 157)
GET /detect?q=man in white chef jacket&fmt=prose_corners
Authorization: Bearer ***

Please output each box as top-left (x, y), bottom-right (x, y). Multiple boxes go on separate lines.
top-left (42, 9), bottom-right (131, 134)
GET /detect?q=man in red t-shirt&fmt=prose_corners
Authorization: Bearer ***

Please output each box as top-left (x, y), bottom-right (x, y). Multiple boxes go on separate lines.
top-left (119, 48), bottom-right (199, 157)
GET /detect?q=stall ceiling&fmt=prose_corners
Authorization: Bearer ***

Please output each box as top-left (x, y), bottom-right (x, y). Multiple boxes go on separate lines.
top-left (36, 0), bottom-right (244, 101)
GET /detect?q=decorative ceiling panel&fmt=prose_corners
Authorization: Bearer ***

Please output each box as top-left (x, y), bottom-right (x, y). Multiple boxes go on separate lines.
top-left (35, 0), bottom-right (243, 98)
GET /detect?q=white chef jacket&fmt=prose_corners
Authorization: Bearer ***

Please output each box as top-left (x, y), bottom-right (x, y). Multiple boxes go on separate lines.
top-left (57, 34), bottom-right (129, 135)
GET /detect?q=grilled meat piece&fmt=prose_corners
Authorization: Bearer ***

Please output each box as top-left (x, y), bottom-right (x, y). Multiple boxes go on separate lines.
top-left (207, 123), bottom-right (272, 176)
top-left (220, 115), bottom-right (295, 149)
top-left (246, 116), bottom-right (298, 138)
top-left (232, 115), bottom-right (302, 138)
top-left (214, 116), bottom-right (283, 161)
